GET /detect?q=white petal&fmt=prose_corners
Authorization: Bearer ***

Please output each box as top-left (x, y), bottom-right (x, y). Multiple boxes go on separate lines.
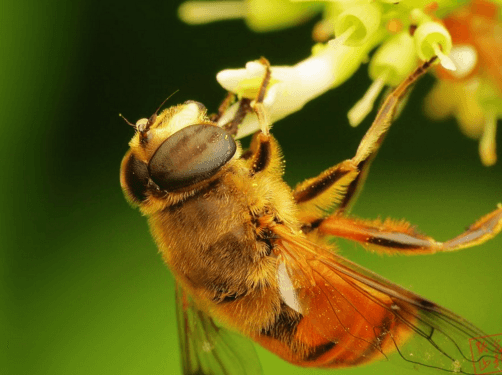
top-left (217, 33), bottom-right (382, 138)
top-left (217, 61), bottom-right (266, 92)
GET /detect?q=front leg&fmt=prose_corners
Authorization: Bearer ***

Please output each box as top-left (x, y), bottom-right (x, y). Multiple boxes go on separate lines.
top-left (294, 58), bottom-right (438, 227)
top-left (219, 57), bottom-right (272, 139)
top-left (247, 57), bottom-right (274, 175)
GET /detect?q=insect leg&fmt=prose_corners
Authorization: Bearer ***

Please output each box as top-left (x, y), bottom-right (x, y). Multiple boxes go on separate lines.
top-left (221, 98), bottom-right (252, 136)
top-left (247, 57), bottom-right (275, 175)
top-left (220, 57), bottom-right (272, 137)
top-left (252, 57), bottom-right (272, 136)
top-left (294, 58), bottom-right (437, 224)
top-left (352, 57), bottom-right (437, 167)
top-left (210, 92), bottom-right (236, 122)
top-left (316, 205), bottom-right (502, 254)
top-left (217, 92), bottom-right (236, 118)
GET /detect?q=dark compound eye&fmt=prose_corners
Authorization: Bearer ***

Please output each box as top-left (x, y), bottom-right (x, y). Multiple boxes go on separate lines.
top-left (121, 151), bottom-right (150, 203)
top-left (148, 124), bottom-right (236, 191)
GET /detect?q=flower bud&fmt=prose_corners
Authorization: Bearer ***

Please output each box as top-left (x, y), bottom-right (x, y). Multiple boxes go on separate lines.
top-left (414, 21), bottom-right (452, 58)
top-left (178, 0), bottom-right (322, 32)
top-left (369, 32), bottom-right (417, 86)
top-left (334, 3), bottom-right (382, 47)
top-left (246, 0), bottom-right (322, 32)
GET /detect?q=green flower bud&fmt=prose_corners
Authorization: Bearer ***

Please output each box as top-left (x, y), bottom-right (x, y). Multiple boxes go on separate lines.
top-left (334, 3), bottom-right (382, 47)
top-left (246, 0), bottom-right (322, 32)
top-left (178, 0), bottom-right (322, 32)
top-left (178, 1), bottom-right (246, 25)
top-left (413, 21), bottom-right (452, 60)
top-left (410, 8), bottom-right (433, 25)
top-left (369, 32), bottom-right (417, 86)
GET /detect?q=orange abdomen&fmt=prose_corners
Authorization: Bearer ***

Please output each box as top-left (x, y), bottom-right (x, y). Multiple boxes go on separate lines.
top-left (253, 261), bottom-right (414, 368)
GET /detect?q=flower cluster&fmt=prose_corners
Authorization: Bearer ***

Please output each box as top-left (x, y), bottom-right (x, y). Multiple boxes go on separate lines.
top-left (424, 0), bottom-right (501, 166)
top-left (179, 0), bottom-right (501, 164)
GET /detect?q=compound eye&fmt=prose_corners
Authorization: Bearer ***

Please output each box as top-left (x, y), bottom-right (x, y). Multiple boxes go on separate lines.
top-left (120, 151), bottom-right (150, 204)
top-left (148, 124), bottom-right (236, 191)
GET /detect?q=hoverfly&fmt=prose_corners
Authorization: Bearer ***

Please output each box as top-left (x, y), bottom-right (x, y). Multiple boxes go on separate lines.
top-left (120, 57), bottom-right (502, 374)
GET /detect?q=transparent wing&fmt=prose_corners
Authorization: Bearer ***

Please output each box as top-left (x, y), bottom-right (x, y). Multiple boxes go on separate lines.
top-left (175, 284), bottom-right (263, 375)
top-left (273, 225), bottom-right (501, 374)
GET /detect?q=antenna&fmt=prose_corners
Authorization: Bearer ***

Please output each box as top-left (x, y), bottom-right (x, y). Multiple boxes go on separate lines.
top-left (145, 90), bottom-right (181, 133)
top-left (120, 90), bottom-right (180, 134)
top-left (119, 113), bottom-right (136, 127)
top-left (153, 89), bottom-right (180, 116)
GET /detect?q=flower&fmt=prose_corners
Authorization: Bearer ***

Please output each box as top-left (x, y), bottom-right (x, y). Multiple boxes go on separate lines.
top-left (178, 0), bottom-right (322, 32)
top-left (424, 0), bottom-right (502, 166)
top-left (179, 0), bottom-right (501, 163)
top-left (216, 34), bottom-right (383, 138)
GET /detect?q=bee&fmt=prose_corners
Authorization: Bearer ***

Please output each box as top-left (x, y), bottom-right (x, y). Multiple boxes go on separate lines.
top-left (120, 57), bottom-right (502, 374)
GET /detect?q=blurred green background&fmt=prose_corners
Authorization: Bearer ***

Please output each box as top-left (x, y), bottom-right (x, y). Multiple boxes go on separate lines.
top-left (2, 1), bottom-right (501, 374)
